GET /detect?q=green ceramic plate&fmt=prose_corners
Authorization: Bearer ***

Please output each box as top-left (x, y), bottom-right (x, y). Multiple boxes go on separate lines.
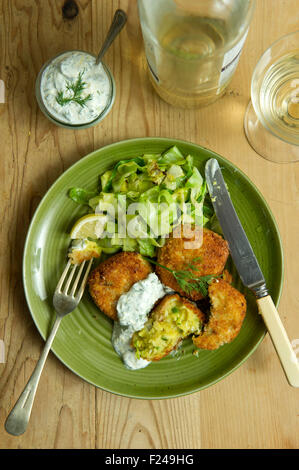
top-left (23, 138), bottom-right (283, 399)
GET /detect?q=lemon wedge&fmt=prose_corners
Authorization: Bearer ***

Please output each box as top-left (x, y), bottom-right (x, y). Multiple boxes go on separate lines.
top-left (70, 214), bottom-right (107, 239)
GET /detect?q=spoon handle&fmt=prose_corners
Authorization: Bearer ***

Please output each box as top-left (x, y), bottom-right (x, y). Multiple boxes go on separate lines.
top-left (96, 9), bottom-right (127, 65)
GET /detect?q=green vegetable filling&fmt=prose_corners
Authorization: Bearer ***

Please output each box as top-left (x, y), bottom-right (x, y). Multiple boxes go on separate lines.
top-left (133, 298), bottom-right (202, 361)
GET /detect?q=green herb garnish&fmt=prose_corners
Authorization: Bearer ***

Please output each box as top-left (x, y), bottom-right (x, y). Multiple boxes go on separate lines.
top-left (56, 70), bottom-right (92, 108)
top-left (143, 256), bottom-right (219, 297)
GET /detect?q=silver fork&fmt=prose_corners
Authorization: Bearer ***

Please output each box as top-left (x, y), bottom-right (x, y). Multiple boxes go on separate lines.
top-left (5, 258), bottom-right (93, 436)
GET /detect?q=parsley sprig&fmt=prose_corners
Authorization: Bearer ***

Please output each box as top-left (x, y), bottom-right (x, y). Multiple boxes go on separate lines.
top-left (143, 256), bottom-right (219, 297)
top-left (56, 70), bottom-right (92, 108)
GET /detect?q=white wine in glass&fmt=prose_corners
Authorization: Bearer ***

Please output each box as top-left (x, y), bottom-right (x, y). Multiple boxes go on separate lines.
top-left (244, 31), bottom-right (299, 163)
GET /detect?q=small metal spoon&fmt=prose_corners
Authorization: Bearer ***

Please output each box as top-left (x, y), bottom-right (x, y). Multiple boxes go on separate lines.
top-left (96, 9), bottom-right (127, 65)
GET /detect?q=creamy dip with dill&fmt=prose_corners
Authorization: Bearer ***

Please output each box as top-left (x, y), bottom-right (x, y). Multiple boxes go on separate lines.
top-left (40, 51), bottom-right (111, 125)
top-left (112, 273), bottom-right (173, 370)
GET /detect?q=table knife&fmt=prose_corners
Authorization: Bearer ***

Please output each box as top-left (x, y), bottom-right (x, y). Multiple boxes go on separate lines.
top-left (205, 158), bottom-right (299, 387)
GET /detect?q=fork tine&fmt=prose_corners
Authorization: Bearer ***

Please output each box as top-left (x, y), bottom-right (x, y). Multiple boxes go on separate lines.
top-left (74, 258), bottom-right (93, 301)
top-left (55, 259), bottom-right (72, 293)
top-left (69, 260), bottom-right (87, 297)
top-left (63, 262), bottom-right (78, 295)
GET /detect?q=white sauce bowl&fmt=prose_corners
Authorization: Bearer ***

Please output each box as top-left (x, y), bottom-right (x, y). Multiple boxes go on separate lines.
top-left (35, 50), bottom-right (115, 129)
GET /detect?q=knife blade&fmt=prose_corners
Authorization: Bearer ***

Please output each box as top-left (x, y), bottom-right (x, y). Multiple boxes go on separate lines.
top-left (205, 158), bottom-right (268, 298)
top-left (205, 158), bottom-right (299, 387)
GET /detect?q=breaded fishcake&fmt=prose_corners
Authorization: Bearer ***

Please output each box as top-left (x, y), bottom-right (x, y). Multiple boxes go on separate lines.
top-left (156, 225), bottom-right (229, 301)
top-left (193, 279), bottom-right (246, 350)
top-left (88, 251), bottom-right (152, 320)
top-left (132, 293), bottom-right (205, 361)
top-left (68, 241), bottom-right (102, 264)
top-left (222, 269), bottom-right (233, 284)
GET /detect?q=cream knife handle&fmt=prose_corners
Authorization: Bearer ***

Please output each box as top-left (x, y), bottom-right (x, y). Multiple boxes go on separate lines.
top-left (257, 295), bottom-right (299, 387)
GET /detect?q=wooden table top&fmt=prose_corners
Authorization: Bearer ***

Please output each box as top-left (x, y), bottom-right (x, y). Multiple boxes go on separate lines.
top-left (0, 0), bottom-right (298, 449)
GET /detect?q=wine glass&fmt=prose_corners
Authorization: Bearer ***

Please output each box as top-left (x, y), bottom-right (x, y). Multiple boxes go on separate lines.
top-left (244, 30), bottom-right (299, 163)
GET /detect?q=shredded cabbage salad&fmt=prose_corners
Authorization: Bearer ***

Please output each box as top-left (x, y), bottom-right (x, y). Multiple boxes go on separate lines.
top-left (68, 146), bottom-right (215, 257)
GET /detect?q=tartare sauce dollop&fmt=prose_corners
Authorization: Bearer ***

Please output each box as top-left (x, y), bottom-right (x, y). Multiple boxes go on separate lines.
top-left (112, 273), bottom-right (173, 370)
top-left (40, 51), bottom-right (111, 125)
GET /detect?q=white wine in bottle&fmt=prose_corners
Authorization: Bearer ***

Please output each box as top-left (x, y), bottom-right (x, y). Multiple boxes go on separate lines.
top-left (138, 0), bottom-right (255, 108)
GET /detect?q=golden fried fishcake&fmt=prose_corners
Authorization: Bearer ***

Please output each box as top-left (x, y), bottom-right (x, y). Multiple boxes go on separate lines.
top-left (222, 269), bottom-right (233, 284)
top-left (132, 293), bottom-right (205, 361)
top-left (88, 251), bottom-right (152, 321)
top-left (156, 225), bottom-right (229, 301)
top-left (193, 279), bottom-right (246, 350)
top-left (68, 241), bottom-right (102, 264)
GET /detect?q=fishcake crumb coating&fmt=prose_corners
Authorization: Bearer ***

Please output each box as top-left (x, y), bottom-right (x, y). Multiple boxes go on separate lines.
top-left (193, 279), bottom-right (247, 350)
top-left (88, 251), bottom-right (152, 320)
top-left (156, 225), bottom-right (229, 301)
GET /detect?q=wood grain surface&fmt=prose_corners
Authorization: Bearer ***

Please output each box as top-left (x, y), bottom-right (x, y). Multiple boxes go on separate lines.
top-left (0, 0), bottom-right (298, 449)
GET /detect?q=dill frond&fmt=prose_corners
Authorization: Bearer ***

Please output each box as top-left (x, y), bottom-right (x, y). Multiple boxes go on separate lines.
top-left (143, 256), bottom-right (219, 297)
top-left (56, 70), bottom-right (92, 108)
